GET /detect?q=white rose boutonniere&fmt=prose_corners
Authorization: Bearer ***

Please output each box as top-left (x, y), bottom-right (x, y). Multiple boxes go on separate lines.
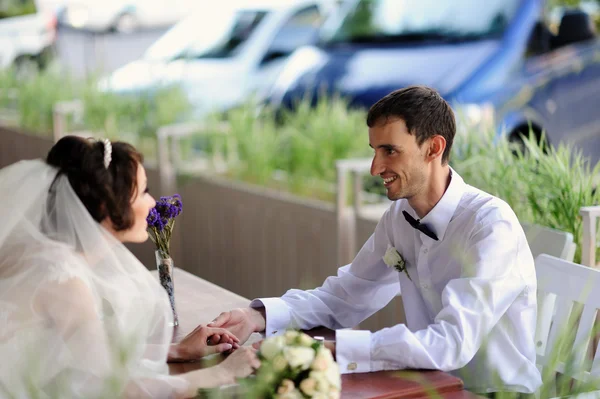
top-left (383, 245), bottom-right (411, 281)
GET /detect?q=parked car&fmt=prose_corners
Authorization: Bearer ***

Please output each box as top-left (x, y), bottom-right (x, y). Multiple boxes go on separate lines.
top-left (99, 0), bottom-right (336, 117)
top-left (268, 0), bottom-right (600, 166)
top-left (0, 0), bottom-right (57, 72)
top-left (56, 0), bottom-right (195, 33)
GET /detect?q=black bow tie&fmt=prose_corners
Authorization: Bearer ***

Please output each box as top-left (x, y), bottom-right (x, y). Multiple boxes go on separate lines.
top-left (402, 210), bottom-right (439, 241)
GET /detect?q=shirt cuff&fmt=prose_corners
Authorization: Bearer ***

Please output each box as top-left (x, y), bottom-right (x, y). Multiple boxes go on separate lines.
top-left (250, 297), bottom-right (291, 337)
top-left (335, 329), bottom-right (372, 374)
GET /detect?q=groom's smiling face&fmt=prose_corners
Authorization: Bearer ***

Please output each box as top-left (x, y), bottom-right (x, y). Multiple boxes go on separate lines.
top-left (368, 117), bottom-right (429, 201)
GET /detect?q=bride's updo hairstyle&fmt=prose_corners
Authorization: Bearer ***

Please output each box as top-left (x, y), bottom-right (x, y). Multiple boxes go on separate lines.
top-left (46, 135), bottom-right (143, 231)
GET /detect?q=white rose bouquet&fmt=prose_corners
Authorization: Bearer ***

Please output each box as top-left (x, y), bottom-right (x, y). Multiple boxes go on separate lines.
top-left (250, 330), bottom-right (341, 399)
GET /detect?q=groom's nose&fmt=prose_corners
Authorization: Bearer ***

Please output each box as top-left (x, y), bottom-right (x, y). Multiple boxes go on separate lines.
top-left (371, 156), bottom-right (384, 176)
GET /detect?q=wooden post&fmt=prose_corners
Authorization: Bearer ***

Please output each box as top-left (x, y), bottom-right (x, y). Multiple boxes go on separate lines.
top-left (156, 127), bottom-right (176, 196)
top-left (52, 100), bottom-right (85, 142)
top-left (581, 206), bottom-right (600, 267)
top-left (335, 159), bottom-right (373, 266)
top-left (335, 160), bottom-right (349, 267)
top-left (52, 106), bottom-right (65, 143)
top-left (155, 121), bottom-right (231, 195)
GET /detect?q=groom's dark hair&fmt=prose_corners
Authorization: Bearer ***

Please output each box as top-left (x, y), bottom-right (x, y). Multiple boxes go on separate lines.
top-left (47, 135), bottom-right (143, 231)
top-left (366, 85), bottom-right (456, 164)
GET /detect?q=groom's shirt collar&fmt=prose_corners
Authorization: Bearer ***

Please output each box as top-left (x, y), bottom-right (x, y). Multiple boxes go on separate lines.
top-left (402, 167), bottom-right (465, 242)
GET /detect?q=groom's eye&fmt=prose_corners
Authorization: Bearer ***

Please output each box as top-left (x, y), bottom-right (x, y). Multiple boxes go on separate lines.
top-left (383, 145), bottom-right (396, 155)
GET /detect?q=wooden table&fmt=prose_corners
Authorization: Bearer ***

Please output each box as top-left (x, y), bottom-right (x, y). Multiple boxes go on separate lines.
top-left (161, 268), bottom-right (483, 399)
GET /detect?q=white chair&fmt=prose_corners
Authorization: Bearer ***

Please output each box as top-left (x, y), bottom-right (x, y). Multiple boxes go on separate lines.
top-left (535, 254), bottom-right (600, 397)
top-left (529, 224), bottom-right (577, 388)
top-left (524, 223), bottom-right (577, 262)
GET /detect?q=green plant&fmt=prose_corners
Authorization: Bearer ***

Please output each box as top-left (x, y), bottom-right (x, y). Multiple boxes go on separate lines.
top-left (0, 0), bottom-right (36, 18)
top-left (200, 97), bottom-right (370, 201)
top-left (0, 67), bottom-right (191, 157)
top-left (451, 127), bottom-right (600, 263)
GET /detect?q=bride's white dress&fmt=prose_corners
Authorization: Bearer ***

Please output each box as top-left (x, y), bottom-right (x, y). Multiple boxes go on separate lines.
top-left (0, 160), bottom-right (188, 398)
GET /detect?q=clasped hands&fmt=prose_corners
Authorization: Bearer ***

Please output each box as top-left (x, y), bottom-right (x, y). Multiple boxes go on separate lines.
top-left (168, 307), bottom-right (336, 363)
top-left (168, 325), bottom-right (240, 362)
top-left (167, 307), bottom-right (265, 363)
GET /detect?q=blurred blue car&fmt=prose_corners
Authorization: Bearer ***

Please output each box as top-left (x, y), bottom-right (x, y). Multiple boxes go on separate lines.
top-left (267, 0), bottom-right (600, 166)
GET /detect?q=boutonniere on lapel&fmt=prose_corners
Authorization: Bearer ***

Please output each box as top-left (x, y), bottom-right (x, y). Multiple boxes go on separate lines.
top-left (383, 245), bottom-right (411, 281)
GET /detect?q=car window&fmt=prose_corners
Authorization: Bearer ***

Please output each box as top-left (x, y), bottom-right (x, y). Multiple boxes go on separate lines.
top-left (186, 10), bottom-right (267, 59)
top-left (0, 0), bottom-right (37, 19)
top-left (145, 7), bottom-right (268, 61)
top-left (546, 1), bottom-right (599, 34)
top-left (526, 1), bottom-right (597, 56)
top-left (320, 0), bottom-right (521, 45)
top-left (265, 5), bottom-right (323, 59)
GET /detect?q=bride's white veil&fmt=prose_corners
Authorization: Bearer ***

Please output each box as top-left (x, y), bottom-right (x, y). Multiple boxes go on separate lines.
top-left (0, 159), bottom-right (187, 398)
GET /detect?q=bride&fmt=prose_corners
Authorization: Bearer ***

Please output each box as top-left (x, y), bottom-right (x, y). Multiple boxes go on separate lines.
top-left (0, 136), bottom-right (259, 398)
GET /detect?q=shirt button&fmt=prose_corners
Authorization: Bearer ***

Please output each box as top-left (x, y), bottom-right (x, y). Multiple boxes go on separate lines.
top-left (347, 362), bottom-right (358, 371)
top-left (421, 283), bottom-right (429, 289)
top-left (423, 248), bottom-right (428, 254)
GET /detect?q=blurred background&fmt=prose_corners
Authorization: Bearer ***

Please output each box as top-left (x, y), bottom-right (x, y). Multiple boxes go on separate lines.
top-left (1, 0), bottom-right (599, 162)
top-left (1, 0), bottom-right (600, 330)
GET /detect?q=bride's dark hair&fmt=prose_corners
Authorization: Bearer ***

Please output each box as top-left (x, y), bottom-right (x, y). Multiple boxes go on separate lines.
top-left (46, 135), bottom-right (144, 231)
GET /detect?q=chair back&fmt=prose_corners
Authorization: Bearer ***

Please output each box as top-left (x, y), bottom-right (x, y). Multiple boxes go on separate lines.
top-left (535, 254), bottom-right (600, 382)
top-left (523, 223), bottom-right (576, 262)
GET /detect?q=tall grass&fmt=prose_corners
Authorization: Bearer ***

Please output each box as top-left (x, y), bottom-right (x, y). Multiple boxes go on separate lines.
top-left (0, 0), bottom-right (36, 18)
top-left (202, 98), bottom-right (371, 200)
top-left (275, 95), bottom-right (370, 184)
top-left (0, 67), bottom-right (191, 144)
top-left (452, 127), bottom-right (600, 263)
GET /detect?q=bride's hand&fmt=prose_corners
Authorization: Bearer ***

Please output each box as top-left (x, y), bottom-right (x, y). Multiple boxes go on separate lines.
top-left (179, 347), bottom-right (261, 397)
top-left (218, 347), bottom-right (261, 383)
top-left (168, 325), bottom-right (240, 362)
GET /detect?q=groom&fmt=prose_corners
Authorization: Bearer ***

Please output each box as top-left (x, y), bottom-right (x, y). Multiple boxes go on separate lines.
top-left (186, 86), bottom-right (542, 395)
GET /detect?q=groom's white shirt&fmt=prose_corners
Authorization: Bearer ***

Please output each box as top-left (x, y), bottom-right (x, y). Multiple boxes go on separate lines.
top-left (251, 169), bottom-right (542, 394)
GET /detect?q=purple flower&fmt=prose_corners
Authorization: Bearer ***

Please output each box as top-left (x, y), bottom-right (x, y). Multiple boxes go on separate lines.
top-left (146, 207), bottom-right (165, 231)
top-left (147, 194), bottom-right (183, 232)
top-left (171, 194), bottom-right (183, 216)
top-left (146, 208), bottom-right (158, 226)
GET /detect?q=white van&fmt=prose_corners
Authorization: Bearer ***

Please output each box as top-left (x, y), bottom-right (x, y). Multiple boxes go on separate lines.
top-left (99, 0), bottom-right (336, 117)
top-left (0, 0), bottom-right (57, 71)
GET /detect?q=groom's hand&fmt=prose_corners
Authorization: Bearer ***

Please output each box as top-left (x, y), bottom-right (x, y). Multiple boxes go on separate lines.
top-left (208, 307), bottom-right (266, 344)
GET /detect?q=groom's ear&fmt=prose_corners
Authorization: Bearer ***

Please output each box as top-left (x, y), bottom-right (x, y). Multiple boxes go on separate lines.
top-left (425, 135), bottom-right (446, 162)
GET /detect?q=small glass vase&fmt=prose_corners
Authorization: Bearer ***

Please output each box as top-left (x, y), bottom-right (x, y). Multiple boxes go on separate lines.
top-left (155, 250), bottom-right (179, 327)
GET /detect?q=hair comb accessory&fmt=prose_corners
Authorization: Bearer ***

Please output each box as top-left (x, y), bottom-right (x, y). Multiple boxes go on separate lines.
top-left (102, 139), bottom-right (112, 169)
